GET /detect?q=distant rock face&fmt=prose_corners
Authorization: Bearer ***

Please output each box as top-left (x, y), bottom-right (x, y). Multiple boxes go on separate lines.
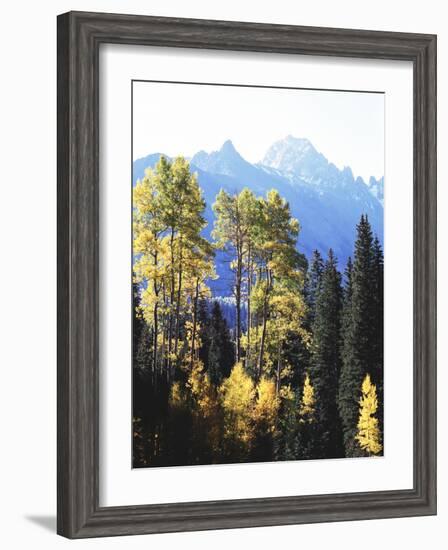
top-left (192, 139), bottom-right (243, 176)
top-left (261, 135), bottom-right (371, 193)
top-left (367, 176), bottom-right (384, 206)
top-left (133, 137), bottom-right (384, 296)
top-left (261, 136), bottom-right (330, 184)
top-left (191, 140), bottom-right (270, 194)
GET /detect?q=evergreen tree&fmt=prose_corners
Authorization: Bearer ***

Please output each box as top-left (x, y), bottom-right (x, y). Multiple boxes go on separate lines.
top-left (207, 301), bottom-right (235, 385)
top-left (307, 250), bottom-right (324, 325)
top-left (283, 256), bottom-right (314, 391)
top-left (371, 237), bottom-right (384, 433)
top-left (338, 215), bottom-right (381, 457)
top-left (251, 377), bottom-right (279, 461)
top-left (290, 249), bottom-right (324, 397)
top-left (197, 299), bottom-right (211, 369)
top-left (340, 256), bottom-right (353, 374)
top-left (132, 278), bottom-right (144, 363)
top-left (135, 321), bottom-right (153, 373)
top-left (132, 279), bottom-right (155, 466)
top-left (273, 385), bottom-right (299, 460)
top-left (165, 381), bottom-right (194, 466)
top-left (133, 315), bottom-right (168, 467)
top-left (310, 249), bottom-right (344, 458)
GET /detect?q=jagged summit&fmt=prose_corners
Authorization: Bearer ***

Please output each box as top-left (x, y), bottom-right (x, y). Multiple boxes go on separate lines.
top-left (220, 139), bottom-right (238, 154)
top-left (284, 135), bottom-right (314, 150)
top-left (367, 176), bottom-right (384, 206)
top-left (261, 136), bottom-right (329, 183)
top-left (191, 140), bottom-right (255, 181)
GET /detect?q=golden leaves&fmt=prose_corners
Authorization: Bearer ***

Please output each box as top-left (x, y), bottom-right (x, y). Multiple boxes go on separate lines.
top-left (356, 374), bottom-right (382, 455)
top-left (299, 373), bottom-right (315, 421)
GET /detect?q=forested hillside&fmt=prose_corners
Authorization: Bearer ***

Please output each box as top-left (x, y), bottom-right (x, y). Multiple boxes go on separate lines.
top-left (132, 155), bottom-right (383, 467)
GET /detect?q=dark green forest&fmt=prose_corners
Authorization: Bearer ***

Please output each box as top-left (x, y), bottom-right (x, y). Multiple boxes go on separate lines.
top-left (132, 156), bottom-right (384, 467)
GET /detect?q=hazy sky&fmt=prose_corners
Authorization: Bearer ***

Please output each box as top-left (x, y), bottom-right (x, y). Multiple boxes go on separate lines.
top-left (132, 81), bottom-right (384, 182)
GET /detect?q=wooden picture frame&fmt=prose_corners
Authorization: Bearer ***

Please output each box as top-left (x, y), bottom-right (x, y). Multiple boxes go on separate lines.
top-left (57, 11), bottom-right (437, 538)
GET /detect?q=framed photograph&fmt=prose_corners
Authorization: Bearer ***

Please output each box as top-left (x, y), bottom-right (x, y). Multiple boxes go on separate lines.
top-left (57, 11), bottom-right (437, 538)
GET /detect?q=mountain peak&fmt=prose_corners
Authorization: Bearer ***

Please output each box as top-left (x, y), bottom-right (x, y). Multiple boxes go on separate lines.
top-left (284, 135), bottom-right (313, 150)
top-left (261, 135), bottom-right (326, 182)
top-left (191, 140), bottom-right (250, 179)
top-left (342, 166), bottom-right (354, 181)
top-left (220, 139), bottom-right (237, 154)
top-left (367, 176), bottom-right (384, 206)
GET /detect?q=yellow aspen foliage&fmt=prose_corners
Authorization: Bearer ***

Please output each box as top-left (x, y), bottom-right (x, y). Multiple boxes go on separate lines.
top-left (188, 361), bottom-right (216, 414)
top-left (169, 381), bottom-right (187, 409)
top-left (279, 384), bottom-right (295, 402)
top-left (188, 361), bottom-right (222, 455)
top-left (252, 377), bottom-right (279, 434)
top-left (299, 373), bottom-right (315, 421)
top-left (133, 156), bottom-right (212, 376)
top-left (355, 374), bottom-right (382, 455)
top-left (220, 363), bottom-right (255, 445)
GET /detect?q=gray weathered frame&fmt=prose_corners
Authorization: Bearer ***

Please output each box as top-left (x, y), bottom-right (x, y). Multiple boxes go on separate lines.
top-left (57, 11), bottom-right (437, 539)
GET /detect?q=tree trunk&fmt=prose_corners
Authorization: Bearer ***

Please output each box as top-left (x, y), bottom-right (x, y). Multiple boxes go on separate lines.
top-left (153, 305), bottom-right (158, 375)
top-left (190, 278), bottom-right (199, 370)
top-left (174, 244), bottom-right (183, 364)
top-left (161, 283), bottom-right (167, 381)
top-left (257, 270), bottom-right (271, 379)
top-left (235, 241), bottom-right (242, 364)
top-left (246, 245), bottom-right (252, 368)
top-left (276, 340), bottom-right (282, 394)
top-left (167, 229), bottom-right (175, 372)
top-left (152, 250), bottom-right (159, 378)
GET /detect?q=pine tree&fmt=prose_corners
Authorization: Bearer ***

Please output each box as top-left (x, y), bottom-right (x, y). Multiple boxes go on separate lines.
top-left (133, 278), bottom-right (156, 466)
top-left (251, 377), bottom-right (279, 461)
top-left (338, 215), bottom-right (381, 457)
top-left (274, 385), bottom-right (299, 460)
top-left (310, 249), bottom-right (344, 458)
top-left (135, 321), bottom-right (153, 373)
top-left (285, 252), bottom-right (322, 392)
top-left (133, 316), bottom-right (168, 467)
top-left (371, 237), bottom-right (384, 433)
top-left (340, 256), bottom-right (353, 381)
top-left (133, 278), bottom-right (144, 364)
top-left (207, 301), bottom-right (235, 385)
top-left (356, 374), bottom-right (382, 455)
top-left (307, 250), bottom-right (325, 325)
top-left (166, 380), bottom-right (194, 466)
top-left (197, 299), bottom-right (210, 369)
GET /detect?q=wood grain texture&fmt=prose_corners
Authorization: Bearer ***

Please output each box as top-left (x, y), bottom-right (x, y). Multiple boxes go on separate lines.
top-left (57, 11), bottom-right (437, 539)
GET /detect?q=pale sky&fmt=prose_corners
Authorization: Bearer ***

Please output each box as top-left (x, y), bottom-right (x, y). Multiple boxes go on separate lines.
top-left (132, 80), bottom-right (384, 182)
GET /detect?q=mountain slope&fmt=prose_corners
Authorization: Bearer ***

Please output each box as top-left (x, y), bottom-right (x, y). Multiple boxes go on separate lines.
top-left (133, 137), bottom-right (384, 296)
top-left (367, 176), bottom-right (384, 206)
